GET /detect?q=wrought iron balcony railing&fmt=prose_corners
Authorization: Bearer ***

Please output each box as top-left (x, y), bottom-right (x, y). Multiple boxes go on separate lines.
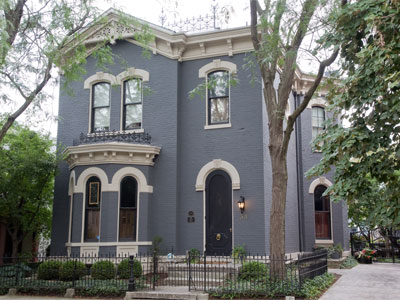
top-left (72, 130), bottom-right (152, 146)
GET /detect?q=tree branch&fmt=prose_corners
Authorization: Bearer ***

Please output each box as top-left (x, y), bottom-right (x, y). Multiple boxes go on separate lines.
top-left (281, 48), bottom-right (339, 155)
top-left (0, 58), bottom-right (53, 141)
top-left (250, 0), bottom-right (260, 51)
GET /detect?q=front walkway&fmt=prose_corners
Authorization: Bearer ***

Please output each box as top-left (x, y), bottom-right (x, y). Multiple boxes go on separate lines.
top-left (322, 263), bottom-right (400, 300)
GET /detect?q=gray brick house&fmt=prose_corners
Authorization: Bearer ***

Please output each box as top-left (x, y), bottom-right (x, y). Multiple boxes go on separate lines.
top-left (51, 10), bottom-right (349, 257)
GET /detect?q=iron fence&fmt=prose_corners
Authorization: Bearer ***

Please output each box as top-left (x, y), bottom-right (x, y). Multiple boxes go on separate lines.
top-left (0, 250), bottom-right (327, 296)
top-left (72, 130), bottom-right (152, 146)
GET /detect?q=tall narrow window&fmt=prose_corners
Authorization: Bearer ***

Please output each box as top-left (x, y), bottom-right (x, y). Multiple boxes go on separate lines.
top-left (92, 82), bottom-right (110, 132)
top-left (314, 185), bottom-right (331, 239)
top-left (312, 106), bottom-right (325, 139)
top-left (208, 71), bottom-right (229, 125)
top-left (84, 176), bottom-right (101, 242)
top-left (123, 79), bottom-right (142, 130)
top-left (119, 176), bottom-right (138, 241)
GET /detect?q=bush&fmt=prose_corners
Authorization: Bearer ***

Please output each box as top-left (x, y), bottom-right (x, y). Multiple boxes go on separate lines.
top-left (75, 286), bottom-right (125, 297)
top-left (340, 256), bottom-right (358, 269)
top-left (238, 261), bottom-right (267, 280)
top-left (232, 245), bottom-right (246, 260)
top-left (59, 261), bottom-right (87, 281)
top-left (91, 261), bottom-right (116, 280)
top-left (0, 263), bottom-right (31, 278)
top-left (117, 258), bottom-right (142, 279)
top-left (37, 261), bottom-right (62, 280)
top-left (188, 248), bottom-right (200, 263)
top-left (300, 272), bottom-right (335, 299)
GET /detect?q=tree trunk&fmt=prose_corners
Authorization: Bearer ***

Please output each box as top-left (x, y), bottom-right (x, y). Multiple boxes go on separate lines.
top-left (269, 128), bottom-right (288, 277)
top-left (11, 230), bottom-right (20, 262)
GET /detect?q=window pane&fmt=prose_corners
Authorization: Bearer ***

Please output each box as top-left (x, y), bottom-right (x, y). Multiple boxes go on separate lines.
top-left (120, 177), bottom-right (137, 208)
top-left (208, 71), bottom-right (228, 98)
top-left (125, 79), bottom-right (142, 104)
top-left (93, 83), bottom-right (110, 107)
top-left (210, 97), bottom-right (229, 123)
top-left (94, 107), bottom-right (110, 132)
top-left (85, 210), bottom-right (100, 240)
top-left (314, 185), bottom-right (329, 211)
top-left (125, 104), bottom-right (142, 129)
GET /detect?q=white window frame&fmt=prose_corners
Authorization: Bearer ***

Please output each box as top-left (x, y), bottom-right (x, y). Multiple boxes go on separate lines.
top-left (84, 72), bottom-right (117, 133)
top-left (199, 60), bottom-right (237, 130)
top-left (117, 68), bottom-right (149, 133)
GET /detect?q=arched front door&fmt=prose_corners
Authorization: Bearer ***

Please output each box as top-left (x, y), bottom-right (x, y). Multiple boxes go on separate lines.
top-left (206, 170), bottom-right (232, 255)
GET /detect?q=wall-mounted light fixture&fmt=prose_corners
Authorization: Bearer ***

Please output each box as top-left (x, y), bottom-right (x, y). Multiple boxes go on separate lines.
top-left (238, 196), bottom-right (245, 214)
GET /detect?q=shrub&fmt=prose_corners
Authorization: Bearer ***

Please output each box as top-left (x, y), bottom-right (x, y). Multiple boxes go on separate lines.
top-left (117, 258), bottom-right (142, 279)
top-left (340, 256), bottom-right (358, 269)
top-left (232, 245), bottom-right (246, 260)
top-left (188, 248), bottom-right (200, 263)
top-left (0, 263), bottom-right (31, 278)
top-left (37, 261), bottom-right (62, 280)
top-left (91, 261), bottom-right (116, 280)
top-left (300, 272), bottom-right (335, 299)
top-left (75, 286), bottom-right (125, 297)
top-left (238, 261), bottom-right (267, 280)
top-left (59, 261), bottom-right (87, 281)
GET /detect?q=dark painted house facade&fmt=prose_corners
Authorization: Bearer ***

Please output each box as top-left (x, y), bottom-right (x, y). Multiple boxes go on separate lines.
top-left (51, 10), bottom-right (349, 257)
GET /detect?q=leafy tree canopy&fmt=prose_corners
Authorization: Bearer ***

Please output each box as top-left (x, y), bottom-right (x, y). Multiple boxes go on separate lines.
top-left (308, 0), bottom-right (400, 229)
top-left (0, 121), bottom-right (58, 257)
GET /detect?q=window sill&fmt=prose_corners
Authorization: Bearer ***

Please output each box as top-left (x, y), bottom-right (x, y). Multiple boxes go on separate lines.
top-left (122, 128), bottom-right (144, 133)
top-left (204, 123), bottom-right (232, 130)
top-left (315, 239), bottom-right (334, 245)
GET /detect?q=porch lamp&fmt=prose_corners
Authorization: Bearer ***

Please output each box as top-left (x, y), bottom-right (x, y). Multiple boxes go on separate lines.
top-left (238, 196), bottom-right (245, 214)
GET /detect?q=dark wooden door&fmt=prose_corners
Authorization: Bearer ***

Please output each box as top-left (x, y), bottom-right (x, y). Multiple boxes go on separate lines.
top-left (206, 170), bottom-right (232, 255)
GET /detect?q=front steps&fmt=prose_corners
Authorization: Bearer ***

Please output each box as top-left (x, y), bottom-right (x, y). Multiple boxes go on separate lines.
top-left (124, 287), bottom-right (208, 300)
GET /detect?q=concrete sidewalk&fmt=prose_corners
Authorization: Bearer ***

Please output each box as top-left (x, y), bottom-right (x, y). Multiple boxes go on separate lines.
top-left (0, 296), bottom-right (120, 300)
top-left (322, 263), bottom-right (400, 300)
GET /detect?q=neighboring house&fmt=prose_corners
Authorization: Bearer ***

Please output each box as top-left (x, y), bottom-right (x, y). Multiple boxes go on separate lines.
top-left (51, 10), bottom-right (349, 257)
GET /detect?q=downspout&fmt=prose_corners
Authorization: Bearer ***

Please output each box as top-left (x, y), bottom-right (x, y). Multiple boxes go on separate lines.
top-left (294, 91), bottom-right (304, 252)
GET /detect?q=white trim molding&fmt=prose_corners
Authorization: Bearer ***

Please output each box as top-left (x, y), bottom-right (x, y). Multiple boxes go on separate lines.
top-left (308, 177), bottom-right (333, 194)
top-left (195, 159), bottom-right (240, 191)
top-left (198, 59), bottom-right (237, 78)
top-left (116, 67), bottom-right (149, 83)
top-left (307, 97), bottom-right (327, 109)
top-left (75, 167), bottom-right (110, 193)
top-left (83, 72), bottom-right (118, 89)
top-left (111, 167), bottom-right (153, 193)
top-left (66, 241), bottom-right (152, 247)
top-left (68, 171), bottom-right (76, 196)
top-left (204, 123), bottom-right (232, 130)
top-left (64, 142), bottom-right (161, 169)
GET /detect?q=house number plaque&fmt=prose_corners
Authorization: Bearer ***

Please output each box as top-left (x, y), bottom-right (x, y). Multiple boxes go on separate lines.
top-left (187, 211), bottom-right (195, 223)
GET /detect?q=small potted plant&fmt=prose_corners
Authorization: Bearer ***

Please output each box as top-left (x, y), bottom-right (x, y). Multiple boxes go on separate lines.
top-left (355, 248), bottom-right (376, 264)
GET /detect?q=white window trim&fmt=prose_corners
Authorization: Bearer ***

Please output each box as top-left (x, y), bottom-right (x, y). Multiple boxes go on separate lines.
top-left (84, 73), bottom-right (116, 134)
top-left (118, 68), bottom-right (149, 132)
top-left (195, 159), bottom-right (240, 253)
top-left (309, 177), bottom-right (334, 243)
top-left (68, 171), bottom-right (76, 244)
top-left (199, 60), bottom-right (237, 130)
top-left (307, 97), bottom-right (327, 109)
top-left (111, 167), bottom-right (153, 243)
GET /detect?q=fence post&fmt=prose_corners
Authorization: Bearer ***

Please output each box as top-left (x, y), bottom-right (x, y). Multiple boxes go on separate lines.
top-left (72, 258), bottom-right (76, 288)
top-left (188, 251), bottom-right (192, 291)
top-left (391, 237), bottom-right (395, 264)
top-left (128, 255), bottom-right (136, 291)
top-left (350, 232), bottom-right (354, 256)
top-left (203, 251), bottom-right (206, 291)
top-left (152, 250), bottom-right (157, 291)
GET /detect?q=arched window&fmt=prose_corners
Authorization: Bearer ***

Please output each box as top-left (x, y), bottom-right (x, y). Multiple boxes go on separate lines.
top-left (207, 70), bottom-right (229, 125)
top-left (314, 185), bottom-right (331, 239)
top-left (123, 79), bottom-right (142, 130)
top-left (92, 82), bottom-right (110, 132)
top-left (84, 176), bottom-right (101, 242)
top-left (119, 176), bottom-right (138, 241)
top-left (312, 106), bottom-right (325, 139)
